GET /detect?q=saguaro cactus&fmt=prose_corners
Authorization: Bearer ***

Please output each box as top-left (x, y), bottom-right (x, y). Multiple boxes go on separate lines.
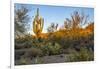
top-left (33, 8), bottom-right (44, 36)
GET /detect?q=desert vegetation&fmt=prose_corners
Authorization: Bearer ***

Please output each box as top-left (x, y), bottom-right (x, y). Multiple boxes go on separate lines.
top-left (14, 5), bottom-right (94, 65)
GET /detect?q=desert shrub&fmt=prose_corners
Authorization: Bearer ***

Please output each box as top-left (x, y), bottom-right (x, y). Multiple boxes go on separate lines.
top-left (23, 48), bottom-right (43, 59)
top-left (19, 58), bottom-right (28, 65)
top-left (18, 57), bottom-right (31, 65)
top-left (48, 33), bottom-right (71, 49)
top-left (41, 42), bottom-right (62, 55)
top-left (66, 47), bottom-right (94, 62)
top-left (15, 50), bottom-right (25, 60)
top-left (15, 40), bottom-right (33, 49)
top-left (15, 40), bottom-right (31, 49)
top-left (48, 43), bottom-right (62, 55)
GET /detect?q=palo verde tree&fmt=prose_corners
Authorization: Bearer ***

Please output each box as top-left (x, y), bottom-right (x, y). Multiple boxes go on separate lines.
top-left (64, 11), bottom-right (89, 30)
top-left (47, 23), bottom-right (58, 33)
top-left (14, 6), bottom-right (30, 38)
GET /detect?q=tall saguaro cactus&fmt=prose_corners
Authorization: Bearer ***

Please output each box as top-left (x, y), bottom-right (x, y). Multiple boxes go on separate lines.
top-left (33, 8), bottom-right (44, 37)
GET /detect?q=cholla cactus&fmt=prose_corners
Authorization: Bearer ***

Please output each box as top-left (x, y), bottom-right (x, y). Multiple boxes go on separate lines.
top-left (33, 8), bottom-right (44, 36)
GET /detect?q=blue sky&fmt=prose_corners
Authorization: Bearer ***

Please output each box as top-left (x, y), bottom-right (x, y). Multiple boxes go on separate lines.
top-left (15, 3), bottom-right (94, 34)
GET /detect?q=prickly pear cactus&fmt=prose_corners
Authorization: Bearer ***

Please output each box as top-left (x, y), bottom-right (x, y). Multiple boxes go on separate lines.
top-left (33, 8), bottom-right (44, 36)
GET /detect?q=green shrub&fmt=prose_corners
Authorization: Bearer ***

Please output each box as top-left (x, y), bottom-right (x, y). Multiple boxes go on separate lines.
top-left (66, 47), bottom-right (94, 62)
top-left (18, 57), bottom-right (30, 65)
top-left (41, 42), bottom-right (62, 55)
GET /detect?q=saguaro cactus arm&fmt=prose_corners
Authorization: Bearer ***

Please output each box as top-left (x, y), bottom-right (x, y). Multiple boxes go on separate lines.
top-left (40, 17), bottom-right (44, 32)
